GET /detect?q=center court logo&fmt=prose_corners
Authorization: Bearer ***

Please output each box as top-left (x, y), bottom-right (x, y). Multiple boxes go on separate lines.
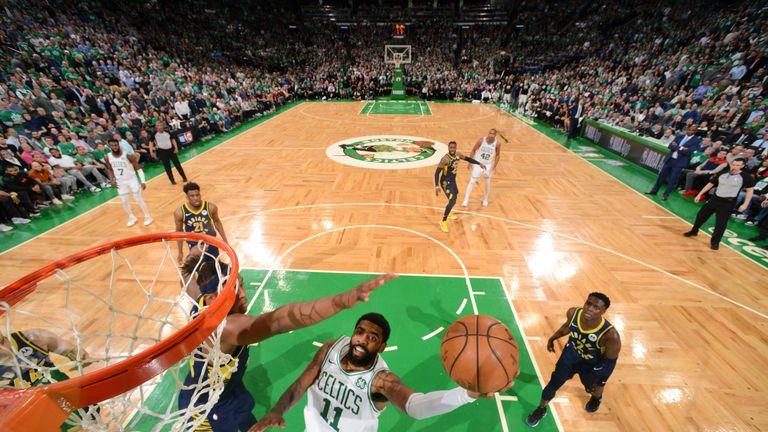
top-left (326, 135), bottom-right (448, 170)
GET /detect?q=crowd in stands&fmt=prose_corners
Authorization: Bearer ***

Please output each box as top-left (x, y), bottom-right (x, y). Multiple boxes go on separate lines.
top-left (0, 0), bottom-right (766, 242)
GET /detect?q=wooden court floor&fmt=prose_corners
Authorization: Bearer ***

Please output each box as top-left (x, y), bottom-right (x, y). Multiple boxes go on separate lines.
top-left (1, 102), bottom-right (766, 431)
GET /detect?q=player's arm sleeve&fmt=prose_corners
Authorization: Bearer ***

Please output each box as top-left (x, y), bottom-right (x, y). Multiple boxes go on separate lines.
top-left (461, 155), bottom-right (482, 165)
top-left (596, 329), bottom-right (621, 385)
top-left (404, 387), bottom-right (476, 420)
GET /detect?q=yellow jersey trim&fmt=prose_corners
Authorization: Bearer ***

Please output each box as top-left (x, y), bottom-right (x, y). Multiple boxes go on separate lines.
top-left (183, 201), bottom-right (207, 216)
top-left (576, 309), bottom-right (605, 334)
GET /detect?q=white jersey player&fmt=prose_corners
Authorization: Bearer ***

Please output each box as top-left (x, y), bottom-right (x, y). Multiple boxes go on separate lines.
top-left (251, 313), bottom-right (513, 432)
top-left (462, 129), bottom-right (502, 207)
top-left (104, 138), bottom-right (152, 226)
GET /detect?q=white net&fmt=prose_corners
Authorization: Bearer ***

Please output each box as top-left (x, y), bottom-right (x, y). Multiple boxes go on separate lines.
top-left (0, 237), bottom-right (237, 431)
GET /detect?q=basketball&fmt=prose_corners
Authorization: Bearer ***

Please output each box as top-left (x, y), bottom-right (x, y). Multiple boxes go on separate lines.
top-left (440, 315), bottom-right (519, 394)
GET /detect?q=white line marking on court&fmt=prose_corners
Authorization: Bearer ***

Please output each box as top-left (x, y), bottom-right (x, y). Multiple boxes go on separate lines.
top-left (245, 224), bottom-right (479, 317)
top-left (456, 298), bottom-right (468, 315)
top-left (641, 216), bottom-right (678, 219)
top-left (551, 397), bottom-right (569, 404)
top-left (249, 282), bottom-right (261, 286)
top-left (499, 107), bottom-right (768, 272)
top-left (226, 202), bottom-right (767, 320)
top-left (498, 277), bottom-right (564, 431)
top-left (384, 346), bottom-right (398, 352)
top-left (494, 393), bottom-right (511, 432)
top-left (472, 291), bottom-right (486, 296)
top-left (421, 327), bottom-right (445, 341)
top-left (312, 341), bottom-right (323, 347)
top-left (498, 395), bottom-right (518, 402)
top-left (0, 102), bottom-right (302, 260)
top-left (526, 336), bottom-right (542, 341)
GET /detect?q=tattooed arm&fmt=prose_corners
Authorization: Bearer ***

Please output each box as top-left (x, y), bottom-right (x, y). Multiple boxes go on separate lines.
top-left (222, 273), bottom-right (398, 347)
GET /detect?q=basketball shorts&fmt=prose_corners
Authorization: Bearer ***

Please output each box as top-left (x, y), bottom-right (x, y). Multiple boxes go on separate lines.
top-left (470, 164), bottom-right (492, 179)
top-left (179, 385), bottom-right (256, 432)
top-left (553, 350), bottom-right (602, 390)
top-left (441, 179), bottom-right (458, 201)
top-left (117, 179), bottom-right (140, 195)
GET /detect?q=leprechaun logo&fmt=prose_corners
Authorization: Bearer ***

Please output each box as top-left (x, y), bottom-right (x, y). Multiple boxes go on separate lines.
top-left (326, 135), bottom-right (448, 170)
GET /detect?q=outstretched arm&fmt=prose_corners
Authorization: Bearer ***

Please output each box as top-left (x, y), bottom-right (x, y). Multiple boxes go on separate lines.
top-left (249, 341), bottom-right (333, 432)
top-left (223, 273), bottom-right (398, 347)
top-left (466, 140), bottom-right (481, 170)
top-left (372, 370), bottom-right (505, 420)
top-left (23, 328), bottom-right (89, 362)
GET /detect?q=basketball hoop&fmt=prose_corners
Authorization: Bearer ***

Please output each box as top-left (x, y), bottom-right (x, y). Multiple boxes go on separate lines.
top-left (0, 232), bottom-right (238, 431)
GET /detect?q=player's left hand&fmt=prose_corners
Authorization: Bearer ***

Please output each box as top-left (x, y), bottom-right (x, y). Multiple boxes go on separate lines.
top-left (349, 273), bottom-right (399, 305)
top-left (481, 164), bottom-right (488, 171)
top-left (141, 183), bottom-right (147, 191)
top-left (249, 412), bottom-right (286, 431)
top-left (737, 204), bottom-right (748, 213)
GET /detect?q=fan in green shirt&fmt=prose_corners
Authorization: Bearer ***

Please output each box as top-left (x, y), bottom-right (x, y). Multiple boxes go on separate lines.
top-left (57, 140), bottom-right (76, 156)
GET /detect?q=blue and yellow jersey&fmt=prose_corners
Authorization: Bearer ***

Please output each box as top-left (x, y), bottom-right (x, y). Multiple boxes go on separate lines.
top-left (0, 332), bottom-right (54, 388)
top-left (440, 154), bottom-right (460, 183)
top-left (182, 201), bottom-right (216, 238)
top-left (565, 308), bottom-right (614, 363)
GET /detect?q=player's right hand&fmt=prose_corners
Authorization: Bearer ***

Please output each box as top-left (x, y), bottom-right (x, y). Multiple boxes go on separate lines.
top-left (111, 180), bottom-right (117, 188)
top-left (435, 186), bottom-right (440, 196)
top-left (176, 253), bottom-right (184, 266)
top-left (248, 412), bottom-right (286, 431)
top-left (546, 338), bottom-right (555, 352)
top-left (351, 273), bottom-right (399, 304)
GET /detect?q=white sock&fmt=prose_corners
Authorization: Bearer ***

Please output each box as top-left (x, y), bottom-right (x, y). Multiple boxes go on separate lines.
top-left (120, 194), bottom-right (135, 218)
top-left (133, 191), bottom-right (151, 219)
top-left (484, 177), bottom-right (491, 201)
top-left (464, 177), bottom-right (477, 203)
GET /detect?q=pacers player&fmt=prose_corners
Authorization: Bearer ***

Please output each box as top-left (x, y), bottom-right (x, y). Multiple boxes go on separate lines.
top-left (174, 182), bottom-right (228, 265)
top-left (178, 266), bottom-right (399, 432)
top-left (251, 313), bottom-right (511, 432)
top-left (434, 141), bottom-right (486, 233)
top-left (104, 138), bottom-right (152, 227)
top-left (462, 129), bottom-right (502, 207)
top-left (0, 328), bottom-right (95, 429)
top-left (525, 293), bottom-right (621, 427)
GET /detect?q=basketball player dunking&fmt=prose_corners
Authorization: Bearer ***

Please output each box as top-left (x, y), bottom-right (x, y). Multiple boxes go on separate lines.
top-left (104, 138), bottom-right (152, 227)
top-left (526, 293), bottom-right (621, 427)
top-left (250, 313), bottom-right (508, 432)
top-left (462, 129), bottom-right (502, 207)
top-left (178, 268), bottom-right (399, 432)
top-left (174, 182), bottom-right (228, 265)
top-left (434, 141), bottom-right (486, 233)
top-left (0, 329), bottom-right (95, 429)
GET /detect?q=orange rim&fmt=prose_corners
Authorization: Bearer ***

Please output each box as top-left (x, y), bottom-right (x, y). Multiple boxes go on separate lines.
top-left (0, 232), bottom-right (238, 431)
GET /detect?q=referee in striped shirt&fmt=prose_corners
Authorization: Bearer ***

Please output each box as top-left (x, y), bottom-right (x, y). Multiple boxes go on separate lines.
top-left (683, 157), bottom-right (754, 250)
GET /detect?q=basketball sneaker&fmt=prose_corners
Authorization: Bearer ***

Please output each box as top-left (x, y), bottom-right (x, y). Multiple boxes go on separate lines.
top-left (127, 215), bottom-right (138, 227)
top-left (482, 199), bottom-right (489, 207)
top-left (525, 406), bottom-right (547, 427)
top-left (447, 213), bottom-right (458, 220)
top-left (460, 200), bottom-right (468, 207)
top-left (585, 396), bottom-right (602, 413)
top-left (143, 217), bottom-right (153, 226)
top-left (439, 220), bottom-right (449, 233)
